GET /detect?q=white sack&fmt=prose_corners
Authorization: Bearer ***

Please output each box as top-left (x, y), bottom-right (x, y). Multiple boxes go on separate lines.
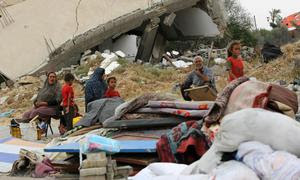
top-left (182, 108), bottom-right (300, 174)
top-left (237, 141), bottom-right (300, 180)
top-left (211, 160), bottom-right (259, 180)
top-left (131, 163), bottom-right (209, 180)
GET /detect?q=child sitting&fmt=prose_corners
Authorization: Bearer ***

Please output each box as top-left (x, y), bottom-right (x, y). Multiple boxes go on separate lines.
top-left (104, 76), bottom-right (121, 98)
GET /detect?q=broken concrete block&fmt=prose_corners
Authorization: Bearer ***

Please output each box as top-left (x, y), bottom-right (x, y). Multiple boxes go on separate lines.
top-left (89, 54), bottom-right (98, 61)
top-left (115, 50), bottom-right (126, 58)
top-left (105, 61), bottom-right (120, 74)
top-left (173, 60), bottom-right (192, 68)
top-left (287, 84), bottom-right (294, 91)
top-left (115, 166), bottom-right (133, 178)
top-left (163, 13), bottom-right (176, 26)
top-left (171, 50), bottom-right (179, 56)
top-left (83, 50), bottom-right (92, 57)
top-left (95, 51), bottom-right (102, 58)
top-left (214, 58), bottom-right (226, 64)
top-left (103, 49), bottom-right (111, 55)
top-left (100, 53), bottom-right (118, 69)
top-left (294, 56), bottom-right (300, 75)
top-left (39, 75), bottom-right (47, 82)
top-left (106, 173), bottom-right (114, 180)
top-left (0, 83), bottom-right (6, 89)
top-left (82, 159), bottom-right (108, 169)
top-left (86, 152), bottom-right (106, 161)
top-left (80, 167), bottom-right (107, 177)
top-left (87, 68), bottom-right (94, 77)
top-left (80, 175), bottom-right (106, 180)
top-left (14, 94), bottom-right (20, 101)
top-left (0, 96), bottom-right (9, 105)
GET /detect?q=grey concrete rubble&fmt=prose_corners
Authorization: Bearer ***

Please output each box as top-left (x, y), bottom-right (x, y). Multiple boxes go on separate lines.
top-left (0, 0), bottom-right (226, 81)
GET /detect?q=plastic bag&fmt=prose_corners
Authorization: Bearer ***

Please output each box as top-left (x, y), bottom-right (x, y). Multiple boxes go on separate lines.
top-left (81, 134), bottom-right (120, 154)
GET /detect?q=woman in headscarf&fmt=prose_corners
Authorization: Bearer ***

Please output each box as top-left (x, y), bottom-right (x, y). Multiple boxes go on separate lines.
top-left (84, 67), bottom-right (107, 111)
top-left (19, 72), bottom-right (62, 123)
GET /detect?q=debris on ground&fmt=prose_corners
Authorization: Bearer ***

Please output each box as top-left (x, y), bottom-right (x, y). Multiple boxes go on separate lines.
top-left (0, 39), bottom-right (299, 180)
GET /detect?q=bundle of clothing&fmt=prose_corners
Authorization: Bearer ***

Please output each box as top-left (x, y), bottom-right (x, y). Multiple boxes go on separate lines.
top-left (156, 77), bottom-right (299, 164)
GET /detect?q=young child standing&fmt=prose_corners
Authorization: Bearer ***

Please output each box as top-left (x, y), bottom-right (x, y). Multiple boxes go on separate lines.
top-left (62, 73), bottom-right (75, 131)
top-left (226, 41), bottom-right (244, 82)
top-left (104, 76), bottom-right (121, 98)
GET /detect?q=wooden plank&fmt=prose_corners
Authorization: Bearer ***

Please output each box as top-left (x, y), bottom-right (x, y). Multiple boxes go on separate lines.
top-left (112, 133), bottom-right (160, 140)
top-left (68, 124), bottom-right (102, 137)
top-left (113, 154), bottom-right (158, 166)
top-left (184, 85), bottom-right (217, 101)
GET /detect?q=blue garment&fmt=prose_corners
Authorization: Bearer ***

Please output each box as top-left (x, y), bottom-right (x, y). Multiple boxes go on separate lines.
top-left (84, 68), bottom-right (107, 110)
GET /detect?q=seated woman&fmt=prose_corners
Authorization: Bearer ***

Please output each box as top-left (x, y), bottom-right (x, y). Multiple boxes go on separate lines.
top-left (84, 67), bottom-right (107, 112)
top-left (18, 72), bottom-right (62, 123)
top-left (180, 56), bottom-right (216, 101)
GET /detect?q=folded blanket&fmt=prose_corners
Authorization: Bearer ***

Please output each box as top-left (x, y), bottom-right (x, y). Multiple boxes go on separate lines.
top-left (135, 108), bottom-right (208, 118)
top-left (147, 101), bottom-right (214, 110)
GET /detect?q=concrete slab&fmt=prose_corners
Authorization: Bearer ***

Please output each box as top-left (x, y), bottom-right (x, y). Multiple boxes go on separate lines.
top-left (0, 0), bottom-right (148, 80)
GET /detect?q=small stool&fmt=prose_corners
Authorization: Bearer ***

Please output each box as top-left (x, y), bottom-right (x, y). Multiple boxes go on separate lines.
top-left (45, 118), bottom-right (53, 137)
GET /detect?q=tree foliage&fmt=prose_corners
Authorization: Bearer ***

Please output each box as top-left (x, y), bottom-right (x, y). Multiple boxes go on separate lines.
top-left (214, 0), bottom-right (256, 47)
top-left (267, 9), bottom-right (282, 28)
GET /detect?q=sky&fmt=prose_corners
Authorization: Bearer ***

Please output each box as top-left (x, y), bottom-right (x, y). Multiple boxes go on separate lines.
top-left (239, 0), bottom-right (300, 29)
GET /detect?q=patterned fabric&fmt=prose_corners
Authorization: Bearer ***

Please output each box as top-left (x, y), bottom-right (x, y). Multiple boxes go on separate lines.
top-left (223, 80), bottom-right (271, 115)
top-left (157, 120), bottom-right (210, 164)
top-left (135, 108), bottom-right (208, 118)
top-left (147, 101), bottom-right (213, 110)
top-left (204, 76), bottom-right (249, 127)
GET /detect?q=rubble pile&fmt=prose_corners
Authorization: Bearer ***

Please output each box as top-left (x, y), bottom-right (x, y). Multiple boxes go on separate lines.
top-left (0, 76), bottom-right (43, 124)
top-left (251, 40), bottom-right (300, 84)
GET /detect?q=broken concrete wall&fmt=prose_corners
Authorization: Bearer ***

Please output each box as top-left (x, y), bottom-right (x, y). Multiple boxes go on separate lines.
top-left (112, 35), bottom-right (138, 58)
top-left (0, 0), bottom-right (226, 79)
top-left (174, 7), bottom-right (220, 37)
top-left (0, 0), bottom-right (148, 80)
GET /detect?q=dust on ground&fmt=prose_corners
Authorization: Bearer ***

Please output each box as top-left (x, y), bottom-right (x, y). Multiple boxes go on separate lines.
top-left (1, 40), bottom-right (300, 126)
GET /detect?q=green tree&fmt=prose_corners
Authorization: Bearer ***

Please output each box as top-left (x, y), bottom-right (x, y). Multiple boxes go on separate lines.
top-left (214, 0), bottom-right (256, 47)
top-left (267, 9), bottom-right (282, 28)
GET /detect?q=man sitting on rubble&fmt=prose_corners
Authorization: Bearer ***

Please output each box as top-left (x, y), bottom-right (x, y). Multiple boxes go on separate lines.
top-left (180, 56), bottom-right (216, 101)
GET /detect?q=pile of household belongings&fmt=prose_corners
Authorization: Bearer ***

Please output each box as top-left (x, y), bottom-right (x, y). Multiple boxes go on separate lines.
top-left (10, 77), bottom-right (300, 179)
top-left (131, 76), bottom-right (300, 180)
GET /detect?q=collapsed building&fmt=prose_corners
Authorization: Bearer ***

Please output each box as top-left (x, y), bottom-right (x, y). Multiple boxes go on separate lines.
top-left (0, 0), bottom-right (226, 83)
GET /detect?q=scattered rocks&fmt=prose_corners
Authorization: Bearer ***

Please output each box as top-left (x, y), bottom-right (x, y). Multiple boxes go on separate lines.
top-left (0, 96), bottom-right (9, 105)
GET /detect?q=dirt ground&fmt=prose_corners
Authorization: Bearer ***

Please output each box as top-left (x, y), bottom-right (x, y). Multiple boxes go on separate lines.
top-left (1, 40), bottom-right (300, 129)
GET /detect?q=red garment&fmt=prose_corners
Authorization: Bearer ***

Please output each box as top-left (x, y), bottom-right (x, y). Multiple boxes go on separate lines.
top-left (156, 121), bottom-right (210, 164)
top-left (104, 88), bottom-right (120, 98)
top-left (62, 84), bottom-right (74, 107)
top-left (227, 56), bottom-right (244, 82)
